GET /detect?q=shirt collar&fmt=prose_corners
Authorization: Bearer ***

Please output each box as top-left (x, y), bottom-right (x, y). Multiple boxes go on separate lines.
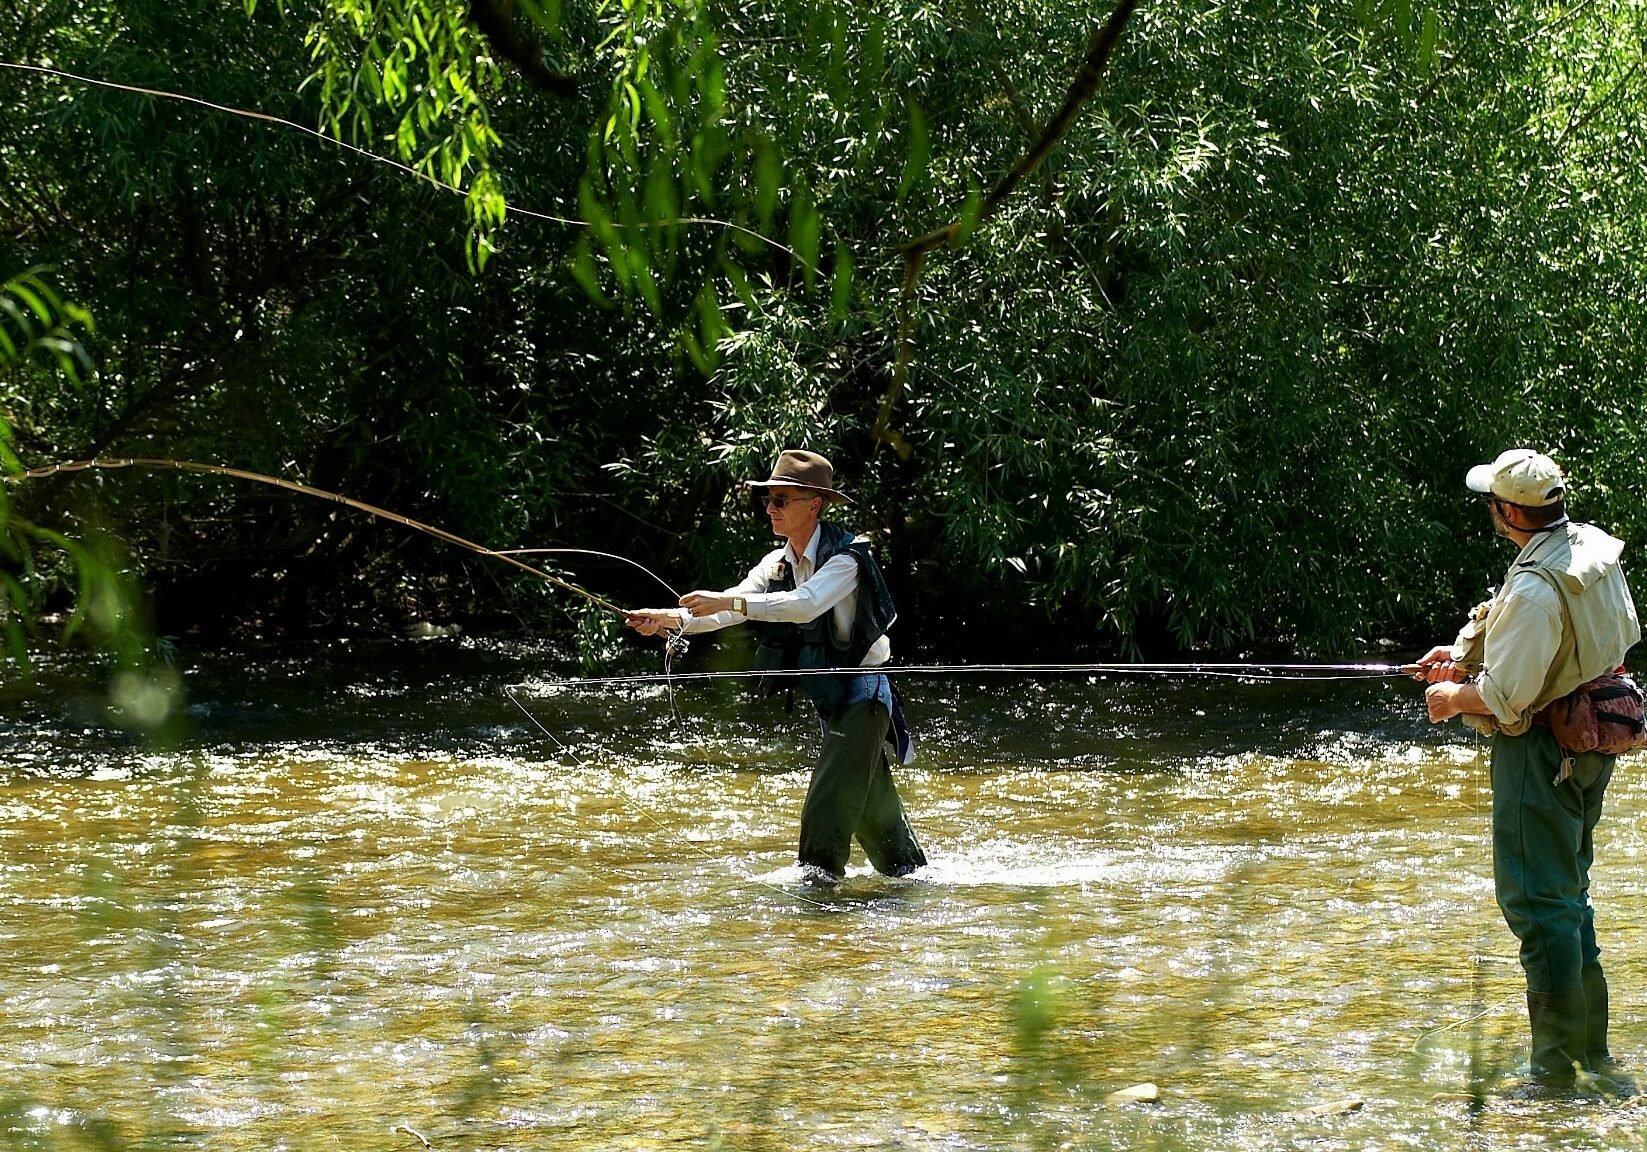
top-left (1513, 522), bottom-right (1569, 566)
top-left (785, 525), bottom-right (822, 569)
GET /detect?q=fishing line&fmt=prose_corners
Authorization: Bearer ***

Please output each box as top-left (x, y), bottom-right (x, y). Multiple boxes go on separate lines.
top-left (493, 546), bottom-right (691, 718)
top-left (1408, 719), bottom-right (1504, 1105)
top-left (1464, 725), bottom-right (1501, 1092)
top-left (503, 686), bottom-right (833, 911)
top-left (566, 661), bottom-right (1421, 689)
top-left (0, 61), bottom-right (810, 270)
top-left (490, 548), bottom-right (682, 602)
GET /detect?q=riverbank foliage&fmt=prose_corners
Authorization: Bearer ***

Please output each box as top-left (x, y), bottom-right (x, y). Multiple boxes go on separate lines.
top-left (3, 0), bottom-right (1645, 660)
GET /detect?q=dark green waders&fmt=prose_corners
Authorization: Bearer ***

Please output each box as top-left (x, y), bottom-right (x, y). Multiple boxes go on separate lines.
top-left (1491, 726), bottom-right (1618, 1088)
top-left (796, 699), bottom-right (926, 878)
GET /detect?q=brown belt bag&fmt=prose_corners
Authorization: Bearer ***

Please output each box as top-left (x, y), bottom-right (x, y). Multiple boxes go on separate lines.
top-left (1534, 670), bottom-right (1647, 756)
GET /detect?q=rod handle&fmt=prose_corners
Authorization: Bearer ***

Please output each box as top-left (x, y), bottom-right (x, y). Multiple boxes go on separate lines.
top-left (1399, 662), bottom-right (1467, 682)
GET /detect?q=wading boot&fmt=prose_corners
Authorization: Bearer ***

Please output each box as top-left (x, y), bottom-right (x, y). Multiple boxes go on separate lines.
top-left (1522, 989), bottom-right (1590, 1095)
top-left (1583, 964), bottom-right (1639, 1095)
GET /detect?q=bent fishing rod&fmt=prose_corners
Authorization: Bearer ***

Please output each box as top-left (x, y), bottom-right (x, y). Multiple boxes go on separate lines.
top-left (5, 456), bottom-right (681, 613)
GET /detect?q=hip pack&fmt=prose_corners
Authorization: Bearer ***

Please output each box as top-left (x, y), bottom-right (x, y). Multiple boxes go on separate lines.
top-left (1521, 553), bottom-right (1644, 771)
top-left (1537, 671), bottom-right (1647, 756)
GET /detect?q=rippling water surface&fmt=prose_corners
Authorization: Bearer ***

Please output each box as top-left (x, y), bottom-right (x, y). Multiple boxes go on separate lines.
top-left (4, 639), bottom-right (1647, 1149)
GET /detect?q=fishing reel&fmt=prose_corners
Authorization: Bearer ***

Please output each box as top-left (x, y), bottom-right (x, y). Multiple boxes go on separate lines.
top-left (664, 630), bottom-right (690, 660)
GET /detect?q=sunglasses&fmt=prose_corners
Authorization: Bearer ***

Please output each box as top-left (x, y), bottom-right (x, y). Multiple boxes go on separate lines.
top-left (759, 492), bottom-right (818, 509)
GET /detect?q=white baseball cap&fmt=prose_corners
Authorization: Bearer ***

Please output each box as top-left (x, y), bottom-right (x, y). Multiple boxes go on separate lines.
top-left (1465, 449), bottom-right (1566, 507)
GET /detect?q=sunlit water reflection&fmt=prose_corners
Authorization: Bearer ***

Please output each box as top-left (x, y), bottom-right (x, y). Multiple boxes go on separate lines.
top-left (4, 640), bottom-right (1646, 1149)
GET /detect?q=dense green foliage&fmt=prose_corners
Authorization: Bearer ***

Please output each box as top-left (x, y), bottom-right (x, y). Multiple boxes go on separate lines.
top-left (0, 267), bottom-right (149, 677)
top-left (2, 0), bottom-right (1645, 662)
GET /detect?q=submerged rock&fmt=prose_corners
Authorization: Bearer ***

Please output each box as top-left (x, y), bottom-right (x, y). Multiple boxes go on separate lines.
top-left (1106, 1082), bottom-right (1160, 1104)
top-left (1428, 1092), bottom-right (1480, 1106)
top-left (1296, 1098), bottom-right (1364, 1117)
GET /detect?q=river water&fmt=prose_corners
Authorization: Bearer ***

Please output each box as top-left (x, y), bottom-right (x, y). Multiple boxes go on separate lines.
top-left (3, 639), bottom-right (1646, 1150)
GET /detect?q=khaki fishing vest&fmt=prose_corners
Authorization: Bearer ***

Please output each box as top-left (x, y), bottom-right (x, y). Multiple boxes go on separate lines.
top-left (1453, 522), bottom-right (1641, 736)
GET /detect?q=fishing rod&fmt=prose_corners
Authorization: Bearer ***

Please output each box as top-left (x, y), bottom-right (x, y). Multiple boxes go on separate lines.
top-left (5, 456), bottom-right (678, 616)
top-left (565, 661), bottom-right (1433, 688)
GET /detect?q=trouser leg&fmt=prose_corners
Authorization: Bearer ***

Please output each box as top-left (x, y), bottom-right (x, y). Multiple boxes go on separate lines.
top-left (1492, 729), bottom-right (1611, 994)
top-left (797, 699), bottom-right (924, 877)
top-left (855, 740), bottom-right (927, 877)
top-left (1527, 989), bottom-right (1589, 1086)
top-left (1583, 963), bottom-right (1613, 1067)
top-left (1492, 728), bottom-right (1615, 1082)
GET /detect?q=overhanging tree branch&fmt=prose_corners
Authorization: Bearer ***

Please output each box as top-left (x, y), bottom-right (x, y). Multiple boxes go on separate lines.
top-left (874, 0), bottom-right (1138, 459)
top-left (466, 0), bottom-right (577, 97)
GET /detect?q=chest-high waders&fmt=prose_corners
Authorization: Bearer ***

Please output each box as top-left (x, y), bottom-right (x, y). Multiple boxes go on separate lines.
top-left (748, 523), bottom-right (925, 878)
top-left (1467, 526), bottom-right (1633, 1091)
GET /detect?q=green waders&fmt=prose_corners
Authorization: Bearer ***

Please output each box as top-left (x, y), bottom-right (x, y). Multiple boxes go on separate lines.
top-left (1491, 725), bottom-right (1616, 1086)
top-left (796, 699), bottom-right (926, 878)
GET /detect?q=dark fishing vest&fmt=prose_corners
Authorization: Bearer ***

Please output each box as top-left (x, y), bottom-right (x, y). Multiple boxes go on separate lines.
top-left (749, 521), bottom-right (897, 715)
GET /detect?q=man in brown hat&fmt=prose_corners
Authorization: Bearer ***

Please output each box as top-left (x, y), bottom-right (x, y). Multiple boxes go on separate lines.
top-left (622, 451), bottom-right (928, 883)
top-left (625, 449), bottom-right (927, 881)
top-left (1416, 448), bottom-right (1640, 1093)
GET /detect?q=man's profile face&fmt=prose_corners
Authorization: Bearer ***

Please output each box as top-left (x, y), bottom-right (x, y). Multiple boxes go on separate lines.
top-left (763, 486), bottom-right (821, 538)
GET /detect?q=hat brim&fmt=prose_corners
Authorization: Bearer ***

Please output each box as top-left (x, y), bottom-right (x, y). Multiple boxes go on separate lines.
top-left (745, 479), bottom-right (851, 504)
top-left (1465, 463), bottom-right (1496, 494)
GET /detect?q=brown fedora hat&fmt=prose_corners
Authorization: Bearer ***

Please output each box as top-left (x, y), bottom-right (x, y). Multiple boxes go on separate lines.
top-left (745, 449), bottom-right (851, 504)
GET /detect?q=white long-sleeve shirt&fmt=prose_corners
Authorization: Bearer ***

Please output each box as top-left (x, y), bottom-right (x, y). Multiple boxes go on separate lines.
top-left (669, 525), bottom-right (891, 666)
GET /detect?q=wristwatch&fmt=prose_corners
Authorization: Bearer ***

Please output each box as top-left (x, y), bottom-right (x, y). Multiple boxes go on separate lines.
top-left (730, 596), bottom-right (747, 615)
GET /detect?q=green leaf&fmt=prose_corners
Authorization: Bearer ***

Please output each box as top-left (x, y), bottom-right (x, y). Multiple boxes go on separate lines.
top-left (753, 137), bottom-right (782, 230)
top-left (637, 75), bottom-right (674, 149)
top-left (719, 256), bottom-right (759, 312)
top-left (623, 81), bottom-right (642, 135)
top-left (680, 328), bottom-right (714, 376)
top-left (897, 100), bottom-right (928, 204)
top-left (690, 127), bottom-right (726, 206)
top-left (953, 180), bottom-right (984, 245)
top-left (789, 187), bottom-right (821, 290)
top-left (466, 225), bottom-right (493, 273)
top-left (862, 16), bottom-right (886, 82)
top-left (570, 239), bottom-right (612, 307)
top-left (3, 617), bottom-right (26, 673)
top-left (517, 0), bottom-right (561, 36)
top-left (7, 281), bottom-right (51, 325)
top-left (644, 158), bottom-right (679, 227)
top-left (829, 242), bottom-right (853, 322)
top-left (579, 177), bottom-right (621, 251)
top-left (697, 282), bottom-right (727, 353)
top-left (632, 255), bottom-right (663, 317)
top-left (1418, 8), bottom-right (1439, 69)
top-left (701, 52), bottom-right (727, 119)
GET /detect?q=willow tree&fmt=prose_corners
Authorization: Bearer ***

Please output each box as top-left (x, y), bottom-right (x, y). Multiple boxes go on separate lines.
top-left (4, 0), bottom-right (1645, 656)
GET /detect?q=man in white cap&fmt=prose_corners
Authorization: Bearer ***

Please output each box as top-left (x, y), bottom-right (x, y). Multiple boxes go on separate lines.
top-left (1417, 448), bottom-right (1640, 1092)
top-left (625, 449), bottom-right (926, 881)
